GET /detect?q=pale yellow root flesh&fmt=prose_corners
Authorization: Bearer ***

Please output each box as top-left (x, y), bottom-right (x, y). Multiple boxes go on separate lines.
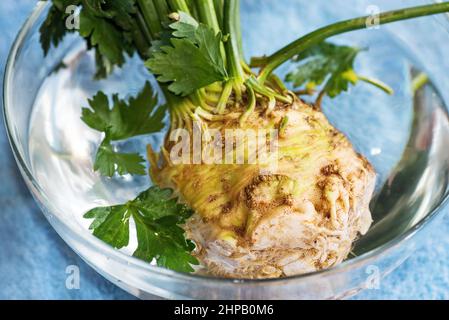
top-left (149, 99), bottom-right (376, 279)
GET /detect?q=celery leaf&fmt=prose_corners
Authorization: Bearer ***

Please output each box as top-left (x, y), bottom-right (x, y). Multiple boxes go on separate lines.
top-left (84, 187), bottom-right (199, 273)
top-left (286, 42), bottom-right (362, 97)
top-left (286, 42), bottom-right (393, 98)
top-left (81, 82), bottom-right (166, 176)
top-left (146, 13), bottom-right (227, 96)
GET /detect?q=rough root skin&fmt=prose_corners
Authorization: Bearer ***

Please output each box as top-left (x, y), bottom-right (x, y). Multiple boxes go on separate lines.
top-left (149, 98), bottom-right (376, 279)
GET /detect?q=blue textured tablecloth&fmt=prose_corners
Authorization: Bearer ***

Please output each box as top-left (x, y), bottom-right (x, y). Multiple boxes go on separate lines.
top-left (0, 1), bottom-right (448, 300)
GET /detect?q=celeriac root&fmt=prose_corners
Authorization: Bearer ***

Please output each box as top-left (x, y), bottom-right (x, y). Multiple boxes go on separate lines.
top-left (149, 97), bottom-right (375, 279)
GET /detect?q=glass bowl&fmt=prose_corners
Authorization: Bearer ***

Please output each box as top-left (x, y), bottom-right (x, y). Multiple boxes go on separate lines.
top-left (3, 0), bottom-right (449, 299)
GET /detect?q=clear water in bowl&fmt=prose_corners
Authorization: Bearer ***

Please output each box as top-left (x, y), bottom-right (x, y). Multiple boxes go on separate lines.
top-left (27, 2), bottom-right (449, 268)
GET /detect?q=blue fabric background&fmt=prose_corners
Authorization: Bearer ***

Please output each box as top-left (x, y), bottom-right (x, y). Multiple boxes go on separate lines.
top-left (0, 1), bottom-right (448, 300)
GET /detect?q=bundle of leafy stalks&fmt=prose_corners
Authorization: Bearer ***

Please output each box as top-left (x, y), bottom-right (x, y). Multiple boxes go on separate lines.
top-left (41, 0), bottom-right (449, 278)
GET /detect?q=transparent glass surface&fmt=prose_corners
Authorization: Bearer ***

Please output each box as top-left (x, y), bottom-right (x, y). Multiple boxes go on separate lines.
top-left (3, 0), bottom-right (449, 299)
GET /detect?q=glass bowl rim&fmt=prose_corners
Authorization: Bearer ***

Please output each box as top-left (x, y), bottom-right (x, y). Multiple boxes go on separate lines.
top-left (3, 1), bottom-right (449, 287)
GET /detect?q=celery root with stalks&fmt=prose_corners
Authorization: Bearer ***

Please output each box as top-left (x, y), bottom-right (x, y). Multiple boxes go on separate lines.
top-left (40, 1), bottom-right (449, 278)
